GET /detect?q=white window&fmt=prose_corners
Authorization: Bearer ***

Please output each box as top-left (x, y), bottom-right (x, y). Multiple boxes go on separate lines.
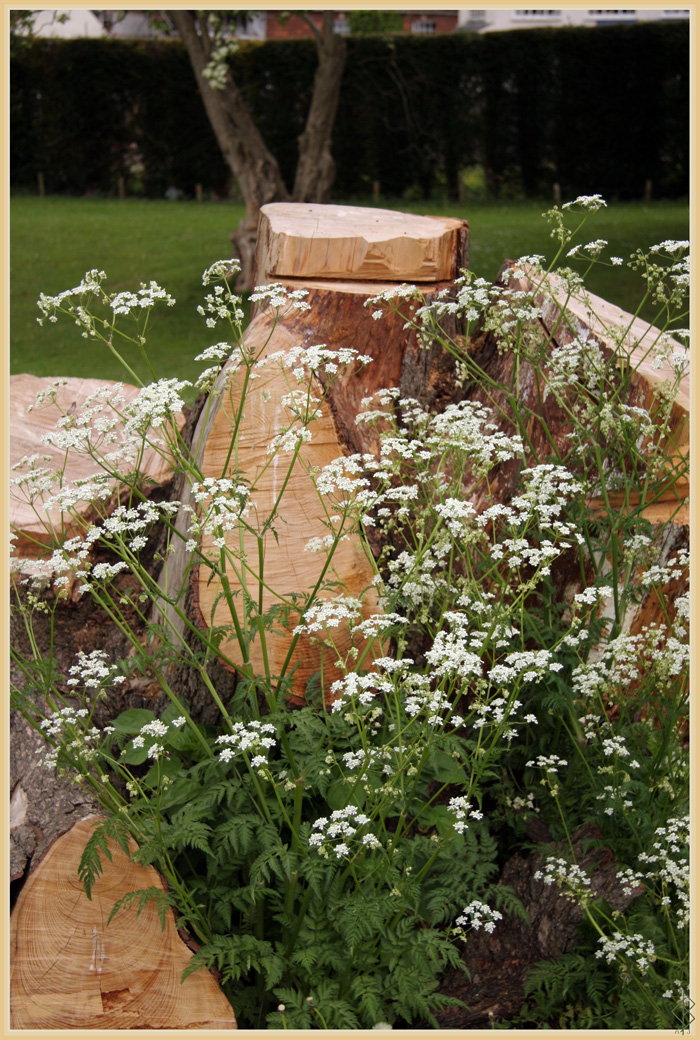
top-left (513, 10), bottom-right (562, 18)
top-left (588, 9), bottom-right (637, 17)
top-left (411, 18), bottom-right (437, 34)
top-left (333, 15), bottom-right (350, 35)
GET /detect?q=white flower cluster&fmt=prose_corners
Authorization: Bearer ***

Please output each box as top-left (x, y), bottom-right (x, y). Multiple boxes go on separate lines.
top-left (295, 596), bottom-right (364, 635)
top-left (447, 797), bottom-right (484, 834)
top-left (490, 648), bottom-right (561, 685)
top-left (216, 720), bottom-right (277, 771)
top-left (455, 900), bottom-right (503, 934)
top-left (194, 341), bottom-right (243, 365)
top-left (637, 815), bottom-right (689, 928)
top-left (424, 613), bottom-right (483, 680)
top-left (533, 857), bottom-right (592, 904)
top-left (201, 38), bottom-right (238, 90)
top-left (188, 477), bottom-right (253, 551)
top-left (198, 284), bottom-right (245, 329)
top-left (37, 269), bottom-right (107, 323)
top-left (562, 194), bottom-right (607, 211)
top-left (566, 238), bottom-right (609, 259)
top-left (308, 805), bottom-right (382, 859)
top-left (435, 497), bottom-right (477, 536)
top-left (330, 662), bottom-right (405, 712)
top-left (526, 754), bottom-right (568, 774)
top-left (122, 379), bottom-right (190, 436)
top-left (573, 619), bottom-right (688, 701)
top-left (414, 273), bottom-right (494, 329)
top-left (130, 718), bottom-right (174, 760)
top-left (640, 551), bottom-right (689, 589)
top-left (574, 585), bottom-right (614, 607)
top-left (545, 329), bottom-right (606, 398)
top-left (341, 746), bottom-right (395, 777)
top-left (38, 706), bottom-right (105, 770)
top-left (110, 282), bottom-right (175, 315)
top-left (471, 695), bottom-right (537, 741)
top-left (99, 499), bottom-right (179, 552)
top-left (594, 931), bottom-right (656, 973)
top-left (66, 649), bottom-right (126, 690)
top-left (255, 343), bottom-right (372, 383)
top-left (202, 259), bottom-right (241, 285)
top-left (364, 282), bottom-right (423, 322)
top-left (249, 283), bottom-right (311, 313)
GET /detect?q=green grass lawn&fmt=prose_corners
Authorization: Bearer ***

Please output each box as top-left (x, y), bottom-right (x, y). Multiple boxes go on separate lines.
top-left (10, 195), bottom-right (689, 397)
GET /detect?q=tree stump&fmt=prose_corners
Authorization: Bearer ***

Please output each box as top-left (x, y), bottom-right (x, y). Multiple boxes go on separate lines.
top-left (160, 203), bottom-right (469, 704)
top-left (10, 817), bottom-right (237, 1029)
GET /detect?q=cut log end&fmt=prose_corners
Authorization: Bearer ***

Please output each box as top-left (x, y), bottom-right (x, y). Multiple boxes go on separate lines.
top-left (10, 817), bottom-right (237, 1030)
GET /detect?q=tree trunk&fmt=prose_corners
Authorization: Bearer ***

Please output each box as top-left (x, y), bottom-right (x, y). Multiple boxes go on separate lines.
top-left (169, 11), bottom-right (290, 290)
top-left (292, 13), bottom-right (347, 204)
top-left (10, 817), bottom-right (237, 1029)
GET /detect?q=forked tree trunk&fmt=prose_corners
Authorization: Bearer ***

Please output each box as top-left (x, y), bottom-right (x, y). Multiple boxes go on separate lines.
top-left (169, 10), bottom-right (290, 290)
top-left (171, 11), bottom-right (348, 290)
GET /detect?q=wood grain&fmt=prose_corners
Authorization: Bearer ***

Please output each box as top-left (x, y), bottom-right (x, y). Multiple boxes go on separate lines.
top-left (10, 817), bottom-right (236, 1029)
top-left (255, 202), bottom-right (469, 283)
top-left (10, 375), bottom-right (185, 557)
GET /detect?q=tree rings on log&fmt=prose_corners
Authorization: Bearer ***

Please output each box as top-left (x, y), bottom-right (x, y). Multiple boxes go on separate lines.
top-left (10, 817), bottom-right (237, 1029)
top-left (193, 309), bottom-right (383, 704)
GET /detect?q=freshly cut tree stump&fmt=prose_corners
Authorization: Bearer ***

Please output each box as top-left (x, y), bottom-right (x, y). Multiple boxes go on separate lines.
top-left (255, 202), bottom-right (469, 285)
top-left (10, 374), bottom-right (186, 559)
top-left (10, 817), bottom-right (237, 1029)
top-left (160, 204), bottom-right (469, 704)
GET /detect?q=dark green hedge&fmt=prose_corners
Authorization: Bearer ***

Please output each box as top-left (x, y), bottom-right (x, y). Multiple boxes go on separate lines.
top-left (10, 22), bottom-right (689, 201)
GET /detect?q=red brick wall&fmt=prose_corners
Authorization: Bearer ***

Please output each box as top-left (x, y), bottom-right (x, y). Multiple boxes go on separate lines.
top-left (265, 11), bottom-right (458, 39)
top-left (265, 12), bottom-right (325, 39)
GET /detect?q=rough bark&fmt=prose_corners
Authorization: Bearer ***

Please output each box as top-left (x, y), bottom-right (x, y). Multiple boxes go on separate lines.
top-left (433, 823), bottom-right (645, 1028)
top-left (10, 817), bottom-right (237, 1029)
top-left (169, 10), bottom-right (290, 290)
top-left (292, 13), bottom-right (347, 204)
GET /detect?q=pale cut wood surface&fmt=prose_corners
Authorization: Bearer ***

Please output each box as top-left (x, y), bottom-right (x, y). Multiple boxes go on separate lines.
top-left (511, 265), bottom-right (689, 526)
top-left (195, 311), bottom-right (381, 702)
top-left (10, 817), bottom-right (237, 1029)
top-left (10, 374), bottom-right (185, 557)
top-left (256, 202), bottom-right (468, 283)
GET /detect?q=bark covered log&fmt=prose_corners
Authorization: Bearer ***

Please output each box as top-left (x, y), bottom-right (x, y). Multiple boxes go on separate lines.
top-left (433, 823), bottom-right (644, 1028)
top-left (457, 261), bottom-right (689, 637)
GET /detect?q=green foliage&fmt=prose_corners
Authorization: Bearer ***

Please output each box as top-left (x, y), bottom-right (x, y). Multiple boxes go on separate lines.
top-left (10, 24), bottom-right (689, 201)
top-left (12, 200), bottom-right (689, 1028)
top-left (347, 11), bottom-right (403, 35)
top-left (107, 886), bottom-right (177, 929)
top-left (78, 816), bottom-right (132, 899)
